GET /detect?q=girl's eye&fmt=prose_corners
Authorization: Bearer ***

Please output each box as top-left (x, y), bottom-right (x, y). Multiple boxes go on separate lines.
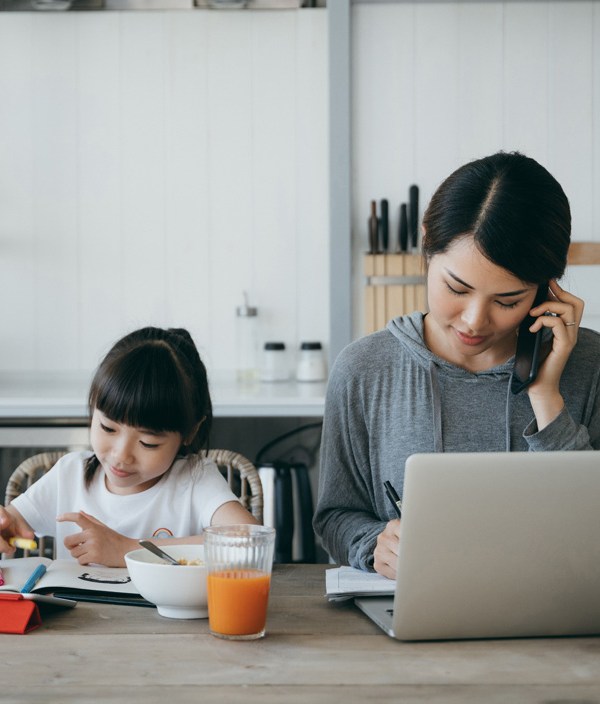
top-left (497, 300), bottom-right (519, 309)
top-left (100, 422), bottom-right (115, 433)
top-left (140, 441), bottom-right (160, 449)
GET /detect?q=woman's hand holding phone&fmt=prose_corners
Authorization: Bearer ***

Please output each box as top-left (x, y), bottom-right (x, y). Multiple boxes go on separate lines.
top-left (524, 279), bottom-right (585, 429)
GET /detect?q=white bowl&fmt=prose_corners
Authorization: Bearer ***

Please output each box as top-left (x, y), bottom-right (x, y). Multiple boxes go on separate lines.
top-left (125, 545), bottom-right (208, 619)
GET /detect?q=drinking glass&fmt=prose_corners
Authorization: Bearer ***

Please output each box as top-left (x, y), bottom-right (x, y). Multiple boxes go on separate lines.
top-left (204, 524), bottom-right (276, 640)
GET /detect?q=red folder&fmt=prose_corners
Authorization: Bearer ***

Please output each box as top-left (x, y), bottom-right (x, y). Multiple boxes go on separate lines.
top-left (0, 593), bottom-right (42, 634)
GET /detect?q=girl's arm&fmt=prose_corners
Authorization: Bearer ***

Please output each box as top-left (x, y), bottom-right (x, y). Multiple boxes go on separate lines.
top-left (58, 500), bottom-right (258, 567)
top-left (139, 501), bottom-right (258, 550)
top-left (210, 500), bottom-right (259, 526)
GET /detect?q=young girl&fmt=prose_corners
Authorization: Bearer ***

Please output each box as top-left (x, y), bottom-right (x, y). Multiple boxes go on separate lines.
top-left (0, 327), bottom-right (258, 566)
top-left (314, 151), bottom-right (600, 578)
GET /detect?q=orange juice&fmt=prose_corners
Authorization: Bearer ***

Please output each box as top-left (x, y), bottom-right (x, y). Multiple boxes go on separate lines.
top-left (207, 569), bottom-right (271, 636)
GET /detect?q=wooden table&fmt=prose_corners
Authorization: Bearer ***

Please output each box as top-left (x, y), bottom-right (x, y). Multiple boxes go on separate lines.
top-left (2, 564), bottom-right (600, 703)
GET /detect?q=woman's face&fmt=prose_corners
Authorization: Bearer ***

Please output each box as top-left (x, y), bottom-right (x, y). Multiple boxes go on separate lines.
top-left (424, 236), bottom-right (540, 372)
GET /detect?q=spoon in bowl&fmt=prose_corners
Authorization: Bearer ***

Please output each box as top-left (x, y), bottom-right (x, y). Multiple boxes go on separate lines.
top-left (138, 540), bottom-right (181, 566)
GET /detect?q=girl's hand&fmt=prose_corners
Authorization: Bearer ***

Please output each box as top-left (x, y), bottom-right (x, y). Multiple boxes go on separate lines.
top-left (373, 519), bottom-right (400, 579)
top-left (526, 279), bottom-right (585, 428)
top-left (0, 505), bottom-right (35, 555)
top-left (58, 511), bottom-right (137, 567)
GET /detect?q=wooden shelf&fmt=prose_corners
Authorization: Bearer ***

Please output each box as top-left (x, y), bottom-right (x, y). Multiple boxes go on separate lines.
top-left (568, 242), bottom-right (600, 265)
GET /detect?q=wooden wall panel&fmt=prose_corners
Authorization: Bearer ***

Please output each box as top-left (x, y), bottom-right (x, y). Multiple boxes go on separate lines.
top-left (0, 16), bottom-right (35, 369)
top-left (353, 2), bottom-right (600, 336)
top-left (78, 14), bottom-right (122, 366)
top-left (295, 14), bottom-right (329, 355)
top-left (0, 12), bottom-right (329, 374)
top-left (548, 3), bottom-right (594, 245)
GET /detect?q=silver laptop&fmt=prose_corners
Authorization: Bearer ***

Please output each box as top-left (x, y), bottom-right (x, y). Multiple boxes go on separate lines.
top-left (355, 451), bottom-right (600, 641)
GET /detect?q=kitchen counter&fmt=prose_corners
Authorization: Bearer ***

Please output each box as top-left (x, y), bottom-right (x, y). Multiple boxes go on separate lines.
top-left (0, 370), bottom-right (325, 447)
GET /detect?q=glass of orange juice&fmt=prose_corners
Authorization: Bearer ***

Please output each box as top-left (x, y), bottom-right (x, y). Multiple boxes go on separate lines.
top-left (204, 524), bottom-right (276, 640)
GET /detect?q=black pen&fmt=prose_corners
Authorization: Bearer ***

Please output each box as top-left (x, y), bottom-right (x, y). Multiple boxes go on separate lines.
top-left (383, 480), bottom-right (402, 519)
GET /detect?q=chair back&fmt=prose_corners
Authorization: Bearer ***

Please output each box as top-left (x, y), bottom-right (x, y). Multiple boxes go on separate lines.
top-left (204, 449), bottom-right (263, 524)
top-left (4, 450), bottom-right (67, 558)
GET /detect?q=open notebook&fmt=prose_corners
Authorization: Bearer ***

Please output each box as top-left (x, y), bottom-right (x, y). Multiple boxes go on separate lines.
top-left (355, 451), bottom-right (600, 641)
top-left (0, 557), bottom-right (151, 606)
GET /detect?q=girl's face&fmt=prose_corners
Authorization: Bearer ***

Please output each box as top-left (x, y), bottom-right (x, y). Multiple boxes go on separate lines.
top-left (423, 236), bottom-right (539, 372)
top-left (90, 409), bottom-right (183, 495)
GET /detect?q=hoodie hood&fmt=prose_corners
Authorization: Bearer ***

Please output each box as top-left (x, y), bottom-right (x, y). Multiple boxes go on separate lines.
top-left (386, 311), bottom-right (516, 451)
top-left (386, 311), bottom-right (515, 379)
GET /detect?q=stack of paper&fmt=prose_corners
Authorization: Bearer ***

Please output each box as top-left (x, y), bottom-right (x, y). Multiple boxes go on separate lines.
top-left (325, 566), bottom-right (395, 602)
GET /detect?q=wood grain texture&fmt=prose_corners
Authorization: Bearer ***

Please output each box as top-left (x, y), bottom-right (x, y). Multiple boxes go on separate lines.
top-left (568, 242), bottom-right (600, 265)
top-left (364, 253), bottom-right (426, 333)
top-left (2, 564), bottom-right (600, 703)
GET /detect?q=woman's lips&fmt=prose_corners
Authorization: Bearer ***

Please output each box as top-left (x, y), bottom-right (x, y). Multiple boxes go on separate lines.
top-left (110, 465), bottom-right (132, 479)
top-left (454, 329), bottom-right (487, 346)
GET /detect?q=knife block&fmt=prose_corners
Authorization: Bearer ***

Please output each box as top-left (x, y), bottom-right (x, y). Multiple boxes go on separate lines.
top-left (364, 253), bottom-right (427, 334)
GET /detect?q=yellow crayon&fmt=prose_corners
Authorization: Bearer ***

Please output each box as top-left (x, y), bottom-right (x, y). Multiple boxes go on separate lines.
top-left (8, 537), bottom-right (38, 550)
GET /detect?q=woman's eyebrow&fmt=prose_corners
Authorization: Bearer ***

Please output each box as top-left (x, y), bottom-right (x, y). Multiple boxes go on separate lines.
top-left (445, 268), bottom-right (529, 297)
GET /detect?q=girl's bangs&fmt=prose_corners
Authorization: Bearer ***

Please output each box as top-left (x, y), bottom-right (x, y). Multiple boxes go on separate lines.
top-left (90, 353), bottom-right (191, 434)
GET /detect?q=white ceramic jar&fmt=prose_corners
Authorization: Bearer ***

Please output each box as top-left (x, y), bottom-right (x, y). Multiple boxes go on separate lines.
top-left (260, 342), bottom-right (289, 382)
top-left (296, 342), bottom-right (327, 382)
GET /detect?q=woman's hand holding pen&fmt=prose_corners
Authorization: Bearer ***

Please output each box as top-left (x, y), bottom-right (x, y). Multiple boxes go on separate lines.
top-left (527, 280), bottom-right (585, 429)
top-left (374, 520), bottom-right (401, 580)
top-left (374, 480), bottom-right (403, 579)
top-left (0, 505), bottom-right (36, 555)
top-left (58, 511), bottom-right (137, 568)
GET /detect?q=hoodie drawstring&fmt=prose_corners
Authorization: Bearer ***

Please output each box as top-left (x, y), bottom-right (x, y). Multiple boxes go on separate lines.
top-left (429, 363), bottom-right (444, 452)
top-left (505, 377), bottom-right (513, 451)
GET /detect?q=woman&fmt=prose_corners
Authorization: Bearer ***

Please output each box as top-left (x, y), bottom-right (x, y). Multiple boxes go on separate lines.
top-left (313, 152), bottom-right (600, 578)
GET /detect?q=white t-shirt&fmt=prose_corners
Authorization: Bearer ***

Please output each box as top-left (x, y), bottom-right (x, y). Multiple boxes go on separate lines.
top-left (12, 451), bottom-right (239, 560)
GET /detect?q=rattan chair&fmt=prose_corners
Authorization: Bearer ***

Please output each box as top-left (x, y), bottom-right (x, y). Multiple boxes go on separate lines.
top-left (4, 450), bottom-right (66, 558)
top-left (3, 448), bottom-right (263, 558)
top-left (204, 448), bottom-right (263, 524)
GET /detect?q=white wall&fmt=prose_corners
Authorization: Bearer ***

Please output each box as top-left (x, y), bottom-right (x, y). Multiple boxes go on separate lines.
top-left (0, 10), bottom-right (329, 374)
top-left (352, 1), bottom-right (600, 335)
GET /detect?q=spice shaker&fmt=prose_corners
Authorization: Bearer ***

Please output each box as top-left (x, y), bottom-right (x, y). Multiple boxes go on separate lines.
top-left (296, 342), bottom-right (327, 382)
top-left (235, 292), bottom-right (259, 383)
top-left (260, 342), bottom-right (289, 382)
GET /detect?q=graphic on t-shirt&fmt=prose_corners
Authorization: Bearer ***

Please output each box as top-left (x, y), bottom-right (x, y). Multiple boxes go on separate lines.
top-left (152, 527), bottom-right (174, 539)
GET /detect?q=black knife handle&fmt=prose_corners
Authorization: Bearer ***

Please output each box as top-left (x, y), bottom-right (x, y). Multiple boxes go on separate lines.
top-left (379, 199), bottom-right (389, 253)
top-left (274, 465), bottom-right (294, 564)
top-left (409, 184), bottom-right (419, 249)
top-left (368, 200), bottom-right (378, 253)
top-left (399, 203), bottom-right (408, 252)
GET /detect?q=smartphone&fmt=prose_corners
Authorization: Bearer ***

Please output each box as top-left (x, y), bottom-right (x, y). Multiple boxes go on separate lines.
top-left (510, 283), bottom-right (550, 395)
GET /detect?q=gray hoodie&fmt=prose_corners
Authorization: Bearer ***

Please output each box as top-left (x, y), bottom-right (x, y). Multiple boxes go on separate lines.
top-left (313, 312), bottom-right (600, 571)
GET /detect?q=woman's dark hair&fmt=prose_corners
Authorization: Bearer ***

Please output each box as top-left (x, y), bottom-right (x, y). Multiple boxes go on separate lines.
top-left (85, 327), bottom-right (212, 486)
top-left (421, 151), bottom-right (571, 284)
